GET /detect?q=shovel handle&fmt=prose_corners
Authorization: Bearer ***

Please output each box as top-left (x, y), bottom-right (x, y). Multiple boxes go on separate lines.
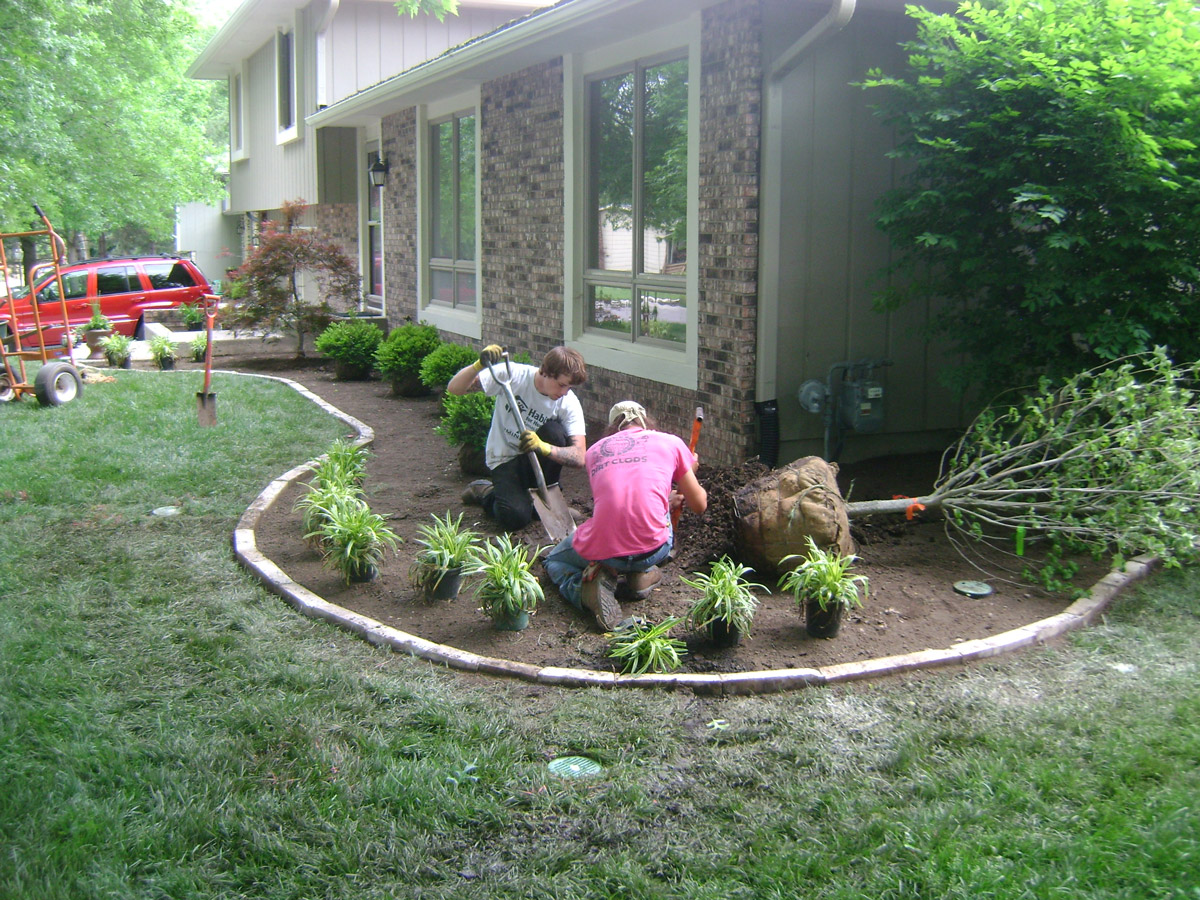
top-left (671, 406), bottom-right (704, 529)
top-left (484, 354), bottom-right (552, 498)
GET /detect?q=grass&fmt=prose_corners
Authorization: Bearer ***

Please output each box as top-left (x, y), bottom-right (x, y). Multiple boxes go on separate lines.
top-left (2, 367), bottom-right (1199, 898)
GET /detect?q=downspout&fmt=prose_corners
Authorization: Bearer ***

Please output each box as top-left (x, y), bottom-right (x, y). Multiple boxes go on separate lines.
top-left (756, 0), bottom-right (856, 466)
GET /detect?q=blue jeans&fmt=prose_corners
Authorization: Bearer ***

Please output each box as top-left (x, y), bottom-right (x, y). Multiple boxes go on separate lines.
top-left (543, 532), bottom-right (673, 609)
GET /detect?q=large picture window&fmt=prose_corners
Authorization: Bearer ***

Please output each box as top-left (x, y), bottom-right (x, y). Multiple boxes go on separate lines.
top-left (585, 55), bottom-right (688, 346)
top-left (428, 112), bottom-right (476, 309)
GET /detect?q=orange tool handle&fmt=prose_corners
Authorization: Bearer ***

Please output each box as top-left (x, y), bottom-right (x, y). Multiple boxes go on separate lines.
top-left (671, 407), bottom-right (704, 529)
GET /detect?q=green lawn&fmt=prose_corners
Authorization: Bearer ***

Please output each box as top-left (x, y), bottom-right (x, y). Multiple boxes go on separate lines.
top-left (2, 369), bottom-right (1197, 899)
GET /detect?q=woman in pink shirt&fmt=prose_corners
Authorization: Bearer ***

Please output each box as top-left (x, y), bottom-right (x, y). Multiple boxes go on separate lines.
top-left (543, 401), bottom-right (707, 632)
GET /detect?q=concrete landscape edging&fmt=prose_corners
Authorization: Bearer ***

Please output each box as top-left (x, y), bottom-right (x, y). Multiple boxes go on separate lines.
top-left (231, 374), bottom-right (1158, 695)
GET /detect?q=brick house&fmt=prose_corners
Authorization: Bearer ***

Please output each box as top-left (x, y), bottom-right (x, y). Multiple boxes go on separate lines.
top-left (200, 0), bottom-right (968, 467)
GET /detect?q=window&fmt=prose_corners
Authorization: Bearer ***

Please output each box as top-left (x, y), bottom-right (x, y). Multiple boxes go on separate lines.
top-left (276, 29), bottom-right (296, 139)
top-left (427, 111), bottom-right (476, 310)
top-left (230, 69), bottom-right (245, 159)
top-left (96, 267), bottom-right (135, 295)
top-left (585, 55), bottom-right (688, 347)
top-left (366, 150), bottom-right (384, 298)
top-left (144, 262), bottom-right (196, 290)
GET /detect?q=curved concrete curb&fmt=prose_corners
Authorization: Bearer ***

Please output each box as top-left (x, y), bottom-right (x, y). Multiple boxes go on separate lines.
top-left (232, 374), bottom-right (1161, 695)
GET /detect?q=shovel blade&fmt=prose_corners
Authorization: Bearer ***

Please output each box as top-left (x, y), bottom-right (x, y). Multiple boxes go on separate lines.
top-left (530, 483), bottom-right (576, 542)
top-left (196, 392), bottom-right (217, 427)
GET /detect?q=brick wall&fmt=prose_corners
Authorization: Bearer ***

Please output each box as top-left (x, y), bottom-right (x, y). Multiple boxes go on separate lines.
top-left (381, 107), bottom-right (419, 325)
top-left (373, 0), bottom-right (763, 465)
top-left (479, 59), bottom-right (566, 357)
top-left (315, 202), bottom-right (358, 270)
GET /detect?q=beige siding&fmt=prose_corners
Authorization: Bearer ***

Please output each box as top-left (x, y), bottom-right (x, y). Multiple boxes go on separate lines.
top-left (769, 9), bottom-right (968, 463)
top-left (326, 6), bottom-right (529, 103)
top-left (228, 29), bottom-right (319, 214)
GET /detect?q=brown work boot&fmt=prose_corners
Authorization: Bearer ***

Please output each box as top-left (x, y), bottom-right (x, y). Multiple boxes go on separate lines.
top-left (625, 566), bottom-right (662, 600)
top-left (461, 479), bottom-right (493, 506)
top-left (580, 563), bottom-right (622, 632)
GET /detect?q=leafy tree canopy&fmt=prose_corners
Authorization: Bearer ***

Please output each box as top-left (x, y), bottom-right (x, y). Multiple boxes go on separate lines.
top-left (861, 0), bottom-right (1200, 398)
top-left (394, 0), bottom-right (459, 21)
top-left (0, 0), bottom-right (225, 254)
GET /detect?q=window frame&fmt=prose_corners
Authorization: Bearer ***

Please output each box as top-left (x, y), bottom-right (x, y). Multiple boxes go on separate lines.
top-left (365, 147), bottom-right (384, 305)
top-left (416, 89), bottom-right (482, 340)
top-left (230, 65), bottom-right (247, 161)
top-left (275, 28), bottom-right (299, 145)
top-left (564, 20), bottom-right (701, 391)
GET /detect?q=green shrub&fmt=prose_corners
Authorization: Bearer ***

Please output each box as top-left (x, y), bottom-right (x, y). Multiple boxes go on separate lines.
top-left (374, 322), bottom-right (441, 383)
top-left (315, 319), bottom-right (384, 379)
top-left (435, 392), bottom-right (494, 452)
top-left (419, 342), bottom-right (478, 391)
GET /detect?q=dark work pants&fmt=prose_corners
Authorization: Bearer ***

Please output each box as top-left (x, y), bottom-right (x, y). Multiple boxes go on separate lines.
top-left (483, 419), bottom-right (570, 531)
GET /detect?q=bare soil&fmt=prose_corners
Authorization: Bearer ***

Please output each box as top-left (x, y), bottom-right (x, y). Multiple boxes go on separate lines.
top-left (196, 339), bottom-right (1111, 675)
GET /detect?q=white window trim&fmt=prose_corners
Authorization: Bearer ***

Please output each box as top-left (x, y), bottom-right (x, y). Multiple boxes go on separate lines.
top-left (416, 88), bottom-right (482, 341)
top-left (275, 27), bottom-right (300, 145)
top-left (230, 64), bottom-right (248, 162)
top-left (563, 18), bottom-right (701, 392)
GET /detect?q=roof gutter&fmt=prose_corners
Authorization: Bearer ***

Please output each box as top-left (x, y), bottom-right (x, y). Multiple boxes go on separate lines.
top-left (306, 0), bottom-right (657, 128)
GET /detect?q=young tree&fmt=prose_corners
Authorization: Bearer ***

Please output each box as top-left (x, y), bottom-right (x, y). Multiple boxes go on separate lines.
top-left (861, 0), bottom-right (1200, 398)
top-left (226, 201), bottom-right (362, 357)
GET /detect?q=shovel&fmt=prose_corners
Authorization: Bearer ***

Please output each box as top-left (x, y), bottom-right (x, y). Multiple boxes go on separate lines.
top-left (196, 294), bottom-right (218, 427)
top-left (485, 353), bottom-right (577, 542)
top-left (668, 406), bottom-right (703, 559)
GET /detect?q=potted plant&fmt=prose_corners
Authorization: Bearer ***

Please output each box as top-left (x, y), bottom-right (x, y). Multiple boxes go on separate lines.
top-left (179, 302), bottom-right (206, 330)
top-left (190, 333), bottom-right (208, 362)
top-left (374, 321), bottom-right (441, 396)
top-left (311, 438), bottom-right (371, 488)
top-left (408, 511), bottom-right (483, 601)
top-left (148, 335), bottom-right (177, 370)
top-left (777, 535), bottom-right (869, 638)
top-left (681, 555), bottom-right (766, 647)
top-left (607, 616), bottom-right (687, 674)
top-left (314, 319), bottom-right (384, 381)
top-left (435, 391), bottom-right (494, 476)
top-left (293, 479), bottom-right (365, 542)
top-left (80, 302), bottom-right (112, 359)
top-left (472, 534), bottom-right (543, 631)
top-left (305, 495), bottom-right (402, 584)
top-left (101, 332), bottom-right (132, 368)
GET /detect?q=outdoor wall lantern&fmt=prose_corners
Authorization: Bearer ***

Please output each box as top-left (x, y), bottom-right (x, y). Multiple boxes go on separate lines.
top-left (368, 156), bottom-right (390, 189)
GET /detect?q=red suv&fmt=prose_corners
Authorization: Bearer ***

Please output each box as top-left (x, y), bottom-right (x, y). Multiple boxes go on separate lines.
top-left (2, 256), bottom-right (212, 348)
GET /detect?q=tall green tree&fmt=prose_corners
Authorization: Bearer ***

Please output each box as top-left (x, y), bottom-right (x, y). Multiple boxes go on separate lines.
top-left (0, 0), bottom-right (224, 257)
top-left (861, 0), bottom-right (1200, 398)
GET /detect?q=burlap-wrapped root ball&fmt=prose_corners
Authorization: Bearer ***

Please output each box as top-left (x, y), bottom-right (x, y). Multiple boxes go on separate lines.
top-left (732, 456), bottom-right (855, 577)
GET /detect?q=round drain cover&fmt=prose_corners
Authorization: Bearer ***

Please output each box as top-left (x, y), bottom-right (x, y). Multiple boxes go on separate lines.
top-left (953, 580), bottom-right (993, 598)
top-left (151, 506), bottom-right (181, 517)
top-left (548, 756), bottom-right (602, 778)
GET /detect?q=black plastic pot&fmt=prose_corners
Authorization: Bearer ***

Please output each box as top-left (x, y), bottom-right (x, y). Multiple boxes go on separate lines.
top-left (805, 600), bottom-right (844, 638)
top-left (707, 618), bottom-right (742, 648)
top-left (348, 562), bottom-right (379, 584)
top-left (422, 567), bottom-right (463, 602)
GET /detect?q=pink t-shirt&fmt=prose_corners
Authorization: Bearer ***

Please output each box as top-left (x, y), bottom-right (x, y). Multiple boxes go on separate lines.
top-left (571, 427), bottom-right (695, 560)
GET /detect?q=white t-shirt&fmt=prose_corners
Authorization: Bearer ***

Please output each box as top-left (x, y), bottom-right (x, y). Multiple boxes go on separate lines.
top-left (477, 363), bottom-right (586, 470)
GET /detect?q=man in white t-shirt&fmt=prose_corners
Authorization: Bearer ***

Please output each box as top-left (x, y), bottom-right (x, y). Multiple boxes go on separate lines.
top-left (447, 344), bottom-right (588, 531)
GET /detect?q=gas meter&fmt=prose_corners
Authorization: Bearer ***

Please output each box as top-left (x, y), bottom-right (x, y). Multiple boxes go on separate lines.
top-left (798, 358), bottom-right (892, 461)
